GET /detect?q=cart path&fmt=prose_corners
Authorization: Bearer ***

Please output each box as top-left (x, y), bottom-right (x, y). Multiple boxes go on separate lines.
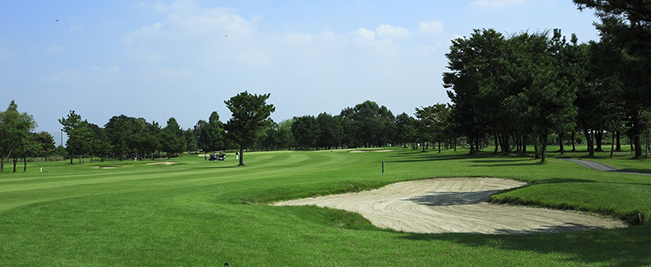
top-left (274, 178), bottom-right (626, 234)
top-left (562, 159), bottom-right (651, 176)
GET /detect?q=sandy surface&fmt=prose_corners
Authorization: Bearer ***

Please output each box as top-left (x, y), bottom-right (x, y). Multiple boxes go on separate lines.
top-left (92, 166), bottom-right (116, 169)
top-left (349, 150), bottom-right (393, 153)
top-left (274, 178), bottom-right (626, 234)
top-left (145, 162), bottom-right (176, 166)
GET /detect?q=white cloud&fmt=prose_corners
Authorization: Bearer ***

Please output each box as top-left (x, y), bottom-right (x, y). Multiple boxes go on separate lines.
top-left (376, 24), bottom-right (411, 38)
top-left (68, 24), bottom-right (84, 32)
top-left (41, 69), bottom-right (81, 83)
top-left (235, 52), bottom-right (273, 68)
top-left (27, 46), bottom-right (63, 54)
top-left (471, 0), bottom-right (526, 8)
top-left (152, 0), bottom-right (198, 13)
top-left (354, 28), bottom-right (375, 40)
top-left (123, 22), bottom-right (165, 44)
top-left (45, 46), bottom-right (63, 53)
top-left (418, 21), bottom-right (444, 34)
top-left (0, 46), bottom-right (13, 60)
top-left (137, 68), bottom-right (190, 82)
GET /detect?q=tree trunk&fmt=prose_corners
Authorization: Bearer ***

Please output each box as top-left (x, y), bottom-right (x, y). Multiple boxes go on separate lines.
top-left (558, 133), bottom-right (565, 154)
top-left (610, 133), bottom-right (615, 159)
top-left (540, 134), bottom-right (548, 163)
top-left (494, 133), bottom-right (499, 153)
top-left (70, 152), bottom-right (74, 164)
top-left (583, 129), bottom-right (594, 157)
top-left (438, 140), bottom-right (441, 153)
top-left (238, 146), bottom-right (244, 166)
top-left (533, 137), bottom-right (540, 159)
top-left (571, 131), bottom-right (576, 152)
top-left (632, 114), bottom-right (643, 158)
top-left (634, 134), bottom-right (642, 158)
top-left (13, 155), bottom-right (18, 173)
top-left (595, 130), bottom-right (604, 152)
top-left (502, 132), bottom-right (510, 155)
top-left (616, 131), bottom-right (622, 151)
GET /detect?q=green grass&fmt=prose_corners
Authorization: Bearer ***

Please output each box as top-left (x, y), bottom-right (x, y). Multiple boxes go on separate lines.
top-left (1, 148), bottom-right (650, 266)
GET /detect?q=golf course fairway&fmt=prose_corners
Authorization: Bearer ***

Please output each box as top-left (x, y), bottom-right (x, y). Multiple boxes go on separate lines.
top-left (1, 148), bottom-right (650, 266)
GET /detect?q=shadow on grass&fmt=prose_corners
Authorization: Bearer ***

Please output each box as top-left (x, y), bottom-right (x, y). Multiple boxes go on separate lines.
top-left (400, 225), bottom-right (651, 266)
top-left (192, 165), bottom-right (240, 169)
top-left (469, 162), bottom-right (540, 168)
top-left (535, 178), bottom-right (597, 184)
top-left (387, 151), bottom-right (509, 164)
top-left (618, 169), bottom-right (651, 175)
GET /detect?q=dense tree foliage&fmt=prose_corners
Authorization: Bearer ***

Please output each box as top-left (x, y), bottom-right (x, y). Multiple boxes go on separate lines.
top-left (161, 117), bottom-right (185, 159)
top-left (340, 101), bottom-right (396, 148)
top-left (0, 101), bottom-right (37, 172)
top-left (395, 113), bottom-right (419, 149)
top-left (224, 91), bottom-right (275, 166)
top-left (291, 115), bottom-right (318, 150)
top-left (441, 23), bottom-right (650, 162)
top-left (575, 0), bottom-right (651, 158)
top-left (416, 104), bottom-right (452, 153)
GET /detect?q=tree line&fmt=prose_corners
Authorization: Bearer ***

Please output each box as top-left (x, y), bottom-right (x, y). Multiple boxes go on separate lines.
top-left (2, 1), bottom-right (648, 170)
top-left (1, 92), bottom-right (454, 172)
top-left (443, 1), bottom-right (651, 162)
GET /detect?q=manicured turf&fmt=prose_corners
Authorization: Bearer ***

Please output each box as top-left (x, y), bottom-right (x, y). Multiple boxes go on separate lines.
top-left (0, 148), bottom-right (650, 266)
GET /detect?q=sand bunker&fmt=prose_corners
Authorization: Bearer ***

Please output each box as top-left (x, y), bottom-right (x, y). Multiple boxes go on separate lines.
top-left (349, 150), bottom-right (392, 153)
top-left (92, 166), bottom-right (117, 169)
top-left (145, 162), bottom-right (176, 166)
top-left (274, 178), bottom-right (626, 234)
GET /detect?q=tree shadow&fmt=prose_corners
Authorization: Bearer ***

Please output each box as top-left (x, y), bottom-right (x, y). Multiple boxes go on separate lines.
top-left (193, 165), bottom-right (239, 169)
top-left (617, 169), bottom-right (651, 176)
top-left (535, 178), bottom-right (597, 184)
top-left (399, 225), bottom-right (651, 266)
top-left (406, 190), bottom-right (502, 206)
top-left (387, 152), bottom-right (498, 163)
top-left (387, 154), bottom-right (469, 163)
top-left (469, 162), bottom-right (540, 168)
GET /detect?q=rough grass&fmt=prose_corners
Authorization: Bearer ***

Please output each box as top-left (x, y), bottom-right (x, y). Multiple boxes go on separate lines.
top-left (0, 148), bottom-right (650, 266)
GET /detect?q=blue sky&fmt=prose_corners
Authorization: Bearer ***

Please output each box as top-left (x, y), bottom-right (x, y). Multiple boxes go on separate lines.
top-left (1, 0), bottom-right (599, 141)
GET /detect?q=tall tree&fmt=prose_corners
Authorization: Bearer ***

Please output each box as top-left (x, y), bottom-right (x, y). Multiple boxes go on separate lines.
top-left (575, 0), bottom-right (651, 158)
top-left (59, 110), bottom-right (93, 164)
top-left (161, 117), bottom-right (185, 159)
top-left (520, 30), bottom-right (579, 162)
top-left (184, 128), bottom-right (198, 152)
top-left (292, 115), bottom-right (318, 150)
top-left (277, 119), bottom-right (295, 150)
top-left (395, 113), bottom-right (418, 149)
top-left (316, 112), bottom-right (343, 149)
top-left (1, 101), bottom-right (36, 171)
top-left (88, 123), bottom-right (112, 162)
top-left (206, 111), bottom-right (225, 152)
top-left (105, 115), bottom-right (137, 161)
top-left (443, 30), bottom-right (503, 153)
top-left (339, 100), bottom-right (395, 147)
top-left (32, 131), bottom-right (56, 160)
top-left (416, 104), bottom-right (451, 153)
top-left (224, 91), bottom-right (275, 166)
